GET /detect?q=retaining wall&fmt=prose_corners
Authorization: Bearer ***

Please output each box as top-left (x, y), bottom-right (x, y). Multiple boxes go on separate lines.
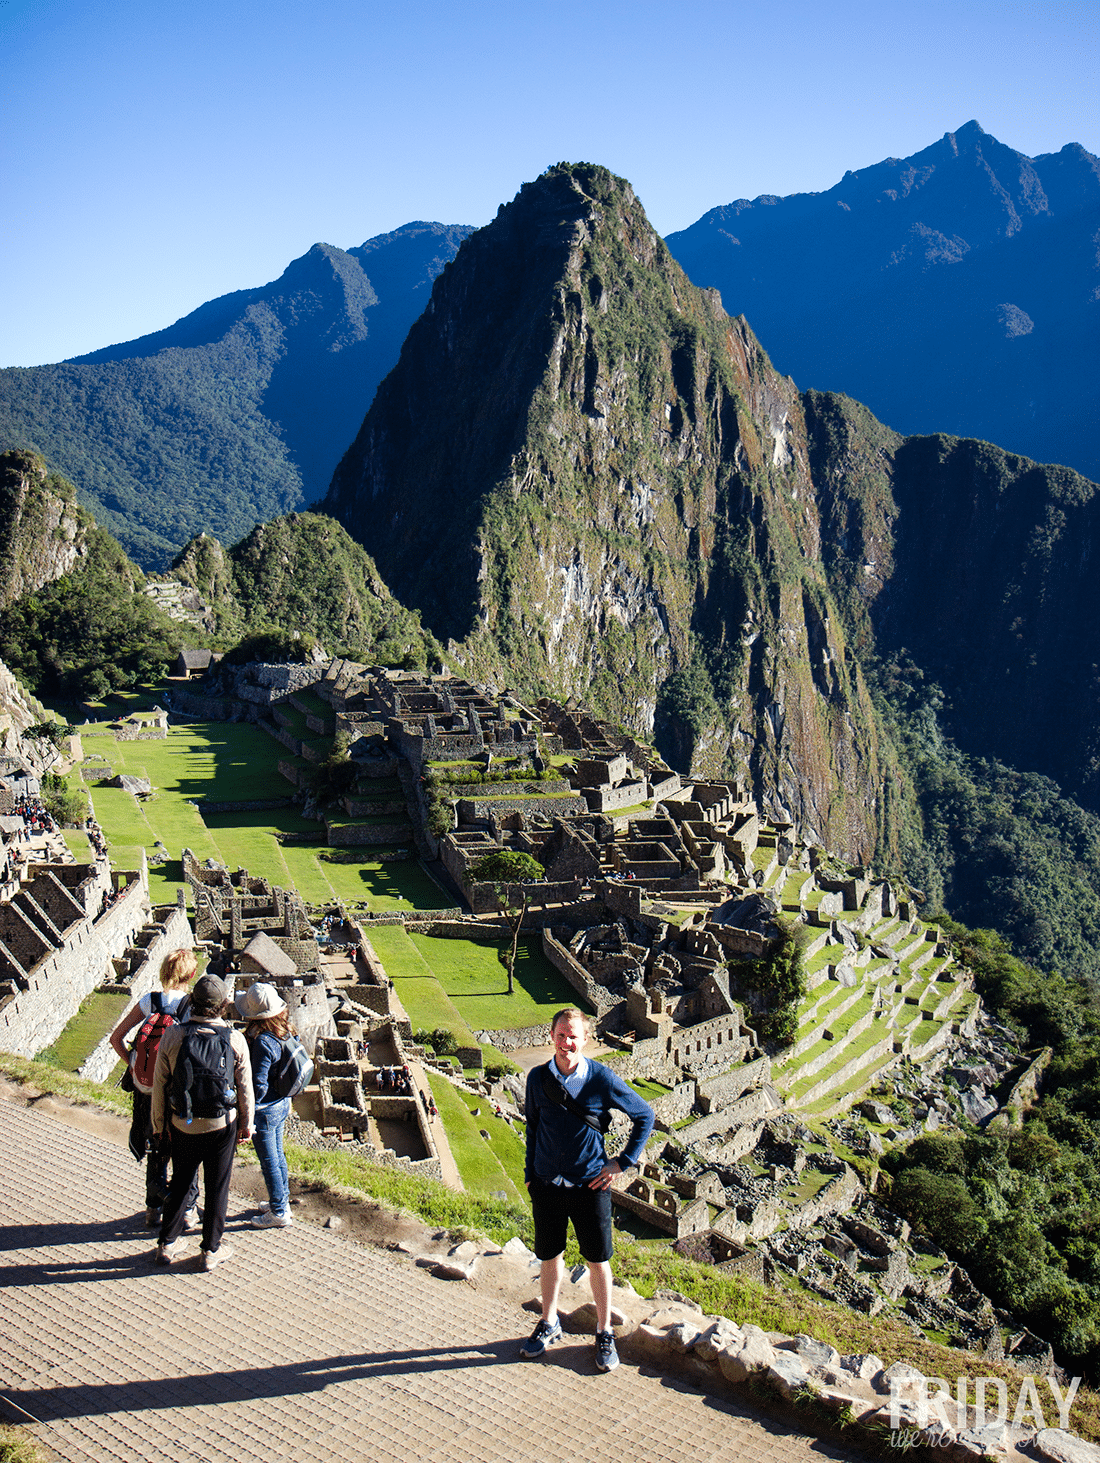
top-left (0, 868), bottom-right (149, 1059)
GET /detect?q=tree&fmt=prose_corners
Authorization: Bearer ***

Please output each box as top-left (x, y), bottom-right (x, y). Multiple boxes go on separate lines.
top-left (468, 850), bottom-right (544, 884)
top-left (468, 849), bottom-right (544, 996)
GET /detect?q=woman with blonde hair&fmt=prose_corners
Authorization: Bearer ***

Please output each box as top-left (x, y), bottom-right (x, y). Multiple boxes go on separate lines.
top-left (109, 947), bottom-right (200, 1227)
top-left (235, 981), bottom-right (295, 1228)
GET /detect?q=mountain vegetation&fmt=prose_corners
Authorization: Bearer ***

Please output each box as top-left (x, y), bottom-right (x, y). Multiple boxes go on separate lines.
top-left (170, 513), bottom-right (438, 668)
top-left (666, 121), bottom-right (1100, 483)
top-left (884, 923), bottom-right (1100, 1377)
top-left (0, 224), bottom-right (473, 568)
top-left (323, 160), bottom-right (1100, 936)
top-left (326, 162), bottom-right (894, 865)
top-left (0, 514), bottom-right (185, 701)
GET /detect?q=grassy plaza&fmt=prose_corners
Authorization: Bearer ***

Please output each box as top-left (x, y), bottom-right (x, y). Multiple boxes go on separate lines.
top-left (69, 701), bottom-right (584, 1048)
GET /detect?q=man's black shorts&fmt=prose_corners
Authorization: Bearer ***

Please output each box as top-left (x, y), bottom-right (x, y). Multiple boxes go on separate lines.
top-left (529, 1177), bottom-right (613, 1263)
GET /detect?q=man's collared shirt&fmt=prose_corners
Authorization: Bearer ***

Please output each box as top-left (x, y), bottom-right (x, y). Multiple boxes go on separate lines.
top-left (548, 1055), bottom-right (589, 1185)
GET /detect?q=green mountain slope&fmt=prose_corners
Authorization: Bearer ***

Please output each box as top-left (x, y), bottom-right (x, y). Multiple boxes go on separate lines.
top-left (0, 224), bottom-right (473, 569)
top-left (326, 163), bottom-right (892, 864)
top-left (171, 513), bottom-right (434, 667)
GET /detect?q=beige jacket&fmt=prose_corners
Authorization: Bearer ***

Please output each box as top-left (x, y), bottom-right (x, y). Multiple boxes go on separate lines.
top-left (151, 1018), bottom-right (254, 1136)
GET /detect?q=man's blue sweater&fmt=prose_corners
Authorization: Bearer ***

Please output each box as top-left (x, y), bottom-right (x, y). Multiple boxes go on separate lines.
top-left (524, 1059), bottom-right (655, 1186)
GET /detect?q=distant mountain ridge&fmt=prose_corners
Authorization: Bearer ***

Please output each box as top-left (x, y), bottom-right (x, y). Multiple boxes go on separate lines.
top-left (0, 222), bottom-right (474, 567)
top-left (665, 121), bottom-right (1100, 481)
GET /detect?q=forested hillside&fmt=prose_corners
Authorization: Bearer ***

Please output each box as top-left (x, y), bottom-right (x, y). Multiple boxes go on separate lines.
top-left (0, 223), bottom-right (473, 568)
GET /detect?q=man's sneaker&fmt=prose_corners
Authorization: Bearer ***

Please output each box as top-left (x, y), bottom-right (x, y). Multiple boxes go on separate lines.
top-left (153, 1239), bottom-right (188, 1266)
top-left (182, 1207), bottom-right (201, 1232)
top-left (595, 1329), bottom-right (620, 1372)
top-left (520, 1317), bottom-right (563, 1359)
top-left (202, 1244), bottom-right (234, 1273)
top-left (256, 1200), bottom-right (271, 1212)
top-left (144, 1207), bottom-right (161, 1228)
top-left (251, 1209), bottom-right (292, 1228)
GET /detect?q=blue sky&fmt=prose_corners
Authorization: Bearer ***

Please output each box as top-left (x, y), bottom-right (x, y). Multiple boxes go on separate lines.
top-left (2, 0), bottom-right (1097, 367)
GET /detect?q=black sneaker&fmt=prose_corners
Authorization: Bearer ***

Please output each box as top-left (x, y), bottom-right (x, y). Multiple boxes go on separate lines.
top-left (595, 1329), bottom-right (619, 1372)
top-left (520, 1316), bottom-right (563, 1358)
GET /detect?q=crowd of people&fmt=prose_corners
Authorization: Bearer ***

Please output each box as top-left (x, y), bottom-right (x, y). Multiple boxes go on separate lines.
top-left (375, 1064), bottom-right (413, 1095)
top-left (11, 795), bottom-right (55, 835)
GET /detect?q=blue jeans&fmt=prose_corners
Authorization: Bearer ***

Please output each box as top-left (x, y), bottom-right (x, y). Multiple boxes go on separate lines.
top-left (252, 1098), bottom-right (290, 1216)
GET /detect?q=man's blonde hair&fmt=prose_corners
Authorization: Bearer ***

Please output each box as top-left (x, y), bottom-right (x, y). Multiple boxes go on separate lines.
top-left (159, 947), bottom-right (197, 990)
top-left (550, 1007), bottom-right (591, 1034)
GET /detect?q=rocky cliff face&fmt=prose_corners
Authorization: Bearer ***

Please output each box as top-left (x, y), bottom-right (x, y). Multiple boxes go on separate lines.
top-left (0, 450), bottom-right (91, 610)
top-left (0, 656), bottom-right (47, 758)
top-left (805, 392), bottom-right (1100, 814)
top-left (325, 165), bottom-right (891, 861)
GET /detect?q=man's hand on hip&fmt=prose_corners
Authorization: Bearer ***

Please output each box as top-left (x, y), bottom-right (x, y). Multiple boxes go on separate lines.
top-left (588, 1159), bottom-right (621, 1190)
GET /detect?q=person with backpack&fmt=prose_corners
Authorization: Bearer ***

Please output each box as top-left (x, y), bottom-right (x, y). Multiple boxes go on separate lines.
top-left (150, 974), bottom-right (253, 1271)
top-left (109, 947), bottom-right (200, 1229)
top-left (234, 981), bottom-right (309, 1229)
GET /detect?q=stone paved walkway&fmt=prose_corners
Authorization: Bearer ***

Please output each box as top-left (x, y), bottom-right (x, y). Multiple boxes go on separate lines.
top-left (0, 1097), bottom-right (869, 1463)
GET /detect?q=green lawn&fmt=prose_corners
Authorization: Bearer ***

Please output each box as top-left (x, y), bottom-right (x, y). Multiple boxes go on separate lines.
top-left (426, 1074), bottom-right (522, 1198)
top-left (36, 990), bottom-right (129, 1073)
top-left (406, 931), bottom-right (589, 1031)
top-left (365, 926), bottom-right (480, 1044)
top-left (455, 1088), bottom-right (526, 1192)
top-left (73, 715), bottom-right (456, 913)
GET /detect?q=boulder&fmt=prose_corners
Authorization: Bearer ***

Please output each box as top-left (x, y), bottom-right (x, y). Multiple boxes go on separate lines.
top-left (766, 1352), bottom-right (812, 1400)
top-left (563, 1302), bottom-right (629, 1333)
top-left (694, 1317), bottom-right (743, 1361)
top-left (112, 774), bottom-right (152, 794)
top-left (859, 1099), bottom-right (894, 1124)
top-left (1035, 1432), bottom-right (1100, 1463)
top-left (717, 1325), bottom-right (777, 1383)
top-left (665, 1321), bottom-right (702, 1354)
top-left (783, 1334), bottom-right (841, 1370)
top-left (840, 1352), bottom-right (884, 1382)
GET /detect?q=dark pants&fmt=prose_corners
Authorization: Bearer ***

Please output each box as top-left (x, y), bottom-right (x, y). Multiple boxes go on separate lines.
top-left (132, 1089), bottom-right (198, 1213)
top-left (159, 1120), bottom-right (237, 1254)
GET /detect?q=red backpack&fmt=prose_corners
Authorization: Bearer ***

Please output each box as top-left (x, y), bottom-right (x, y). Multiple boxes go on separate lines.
top-left (131, 992), bottom-right (185, 1091)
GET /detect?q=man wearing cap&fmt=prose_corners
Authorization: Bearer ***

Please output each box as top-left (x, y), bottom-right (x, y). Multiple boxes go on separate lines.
top-left (151, 974), bottom-right (253, 1271)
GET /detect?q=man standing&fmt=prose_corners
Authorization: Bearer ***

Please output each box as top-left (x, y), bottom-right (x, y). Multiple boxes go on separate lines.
top-left (521, 1007), bottom-right (655, 1372)
top-left (151, 974), bottom-right (253, 1272)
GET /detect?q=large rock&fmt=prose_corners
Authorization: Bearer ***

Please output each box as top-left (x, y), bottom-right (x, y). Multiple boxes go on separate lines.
top-left (1035, 1431), bottom-right (1100, 1463)
top-left (766, 1352), bottom-right (812, 1400)
top-left (694, 1317), bottom-right (743, 1361)
top-left (717, 1325), bottom-right (777, 1383)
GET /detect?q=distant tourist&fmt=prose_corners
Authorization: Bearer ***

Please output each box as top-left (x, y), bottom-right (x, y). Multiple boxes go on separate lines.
top-left (151, 974), bottom-right (253, 1270)
top-left (236, 981), bottom-right (295, 1229)
top-left (109, 948), bottom-right (200, 1229)
top-left (520, 1007), bottom-right (654, 1373)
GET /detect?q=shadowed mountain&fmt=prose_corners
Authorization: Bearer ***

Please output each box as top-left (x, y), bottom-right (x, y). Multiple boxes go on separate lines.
top-left (666, 122), bottom-right (1100, 482)
top-left (0, 222), bottom-right (474, 568)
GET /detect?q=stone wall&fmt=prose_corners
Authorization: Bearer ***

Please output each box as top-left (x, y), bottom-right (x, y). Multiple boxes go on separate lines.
top-left (677, 1087), bottom-right (770, 1146)
top-left (542, 929), bottom-right (616, 1015)
top-left (326, 820), bottom-right (411, 846)
top-left (0, 866), bottom-right (149, 1059)
top-left (457, 794), bottom-right (588, 821)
